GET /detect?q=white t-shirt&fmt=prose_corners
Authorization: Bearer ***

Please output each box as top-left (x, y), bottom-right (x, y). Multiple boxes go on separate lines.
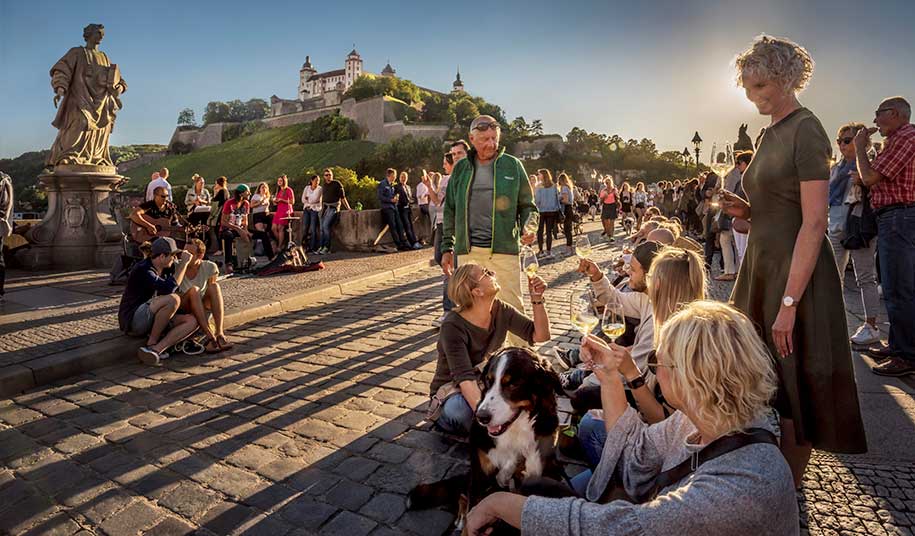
top-left (415, 182), bottom-right (430, 206)
top-left (250, 193), bottom-right (269, 214)
top-left (433, 175), bottom-right (451, 226)
top-left (145, 178), bottom-right (173, 202)
top-left (301, 185), bottom-right (323, 211)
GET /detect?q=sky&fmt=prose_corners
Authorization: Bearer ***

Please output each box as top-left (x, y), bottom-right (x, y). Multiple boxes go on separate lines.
top-left (2, 0), bottom-right (914, 160)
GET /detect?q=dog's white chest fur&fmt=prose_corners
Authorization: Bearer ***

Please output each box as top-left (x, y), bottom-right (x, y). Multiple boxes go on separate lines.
top-left (486, 412), bottom-right (543, 488)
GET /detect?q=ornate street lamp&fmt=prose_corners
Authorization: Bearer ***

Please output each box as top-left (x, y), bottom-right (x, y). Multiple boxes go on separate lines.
top-left (681, 147), bottom-right (690, 176)
top-left (691, 131), bottom-right (703, 173)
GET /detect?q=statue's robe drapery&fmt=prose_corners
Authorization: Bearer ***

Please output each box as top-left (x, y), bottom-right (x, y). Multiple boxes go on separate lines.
top-left (47, 46), bottom-right (127, 168)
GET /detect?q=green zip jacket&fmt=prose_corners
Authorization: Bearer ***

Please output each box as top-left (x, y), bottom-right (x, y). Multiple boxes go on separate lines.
top-left (441, 147), bottom-right (536, 256)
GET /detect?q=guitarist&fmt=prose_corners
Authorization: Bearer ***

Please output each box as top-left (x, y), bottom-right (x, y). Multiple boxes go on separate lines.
top-left (130, 186), bottom-right (179, 243)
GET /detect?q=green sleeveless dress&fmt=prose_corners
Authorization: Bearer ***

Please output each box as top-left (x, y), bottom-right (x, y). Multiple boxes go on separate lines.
top-left (730, 107), bottom-right (867, 454)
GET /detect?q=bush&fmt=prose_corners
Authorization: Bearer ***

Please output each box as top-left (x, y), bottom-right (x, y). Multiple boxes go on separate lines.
top-left (169, 141), bottom-right (193, 155)
top-left (299, 113), bottom-right (360, 143)
top-left (300, 165), bottom-right (379, 210)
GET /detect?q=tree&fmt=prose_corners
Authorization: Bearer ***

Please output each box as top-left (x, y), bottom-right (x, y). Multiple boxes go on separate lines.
top-left (226, 100), bottom-right (247, 123)
top-left (203, 101), bottom-right (230, 124)
top-left (530, 120), bottom-right (544, 137)
top-left (244, 99), bottom-right (269, 121)
top-left (177, 108), bottom-right (196, 127)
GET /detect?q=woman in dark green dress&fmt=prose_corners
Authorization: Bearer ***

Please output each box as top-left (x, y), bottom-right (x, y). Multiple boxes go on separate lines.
top-left (722, 35), bottom-right (867, 487)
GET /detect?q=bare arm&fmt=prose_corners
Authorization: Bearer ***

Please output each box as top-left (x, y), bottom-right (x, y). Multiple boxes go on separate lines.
top-left (617, 349), bottom-right (665, 424)
top-left (130, 208), bottom-right (157, 233)
top-left (772, 180), bottom-right (828, 358)
top-left (459, 380), bottom-right (482, 411)
top-left (529, 276), bottom-right (551, 343)
top-left (855, 143), bottom-right (884, 187)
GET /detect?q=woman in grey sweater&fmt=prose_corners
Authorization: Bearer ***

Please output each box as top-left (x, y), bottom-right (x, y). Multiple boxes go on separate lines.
top-left (466, 301), bottom-right (798, 535)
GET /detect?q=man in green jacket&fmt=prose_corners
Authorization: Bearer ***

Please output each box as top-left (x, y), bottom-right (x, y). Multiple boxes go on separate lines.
top-left (441, 115), bottom-right (538, 343)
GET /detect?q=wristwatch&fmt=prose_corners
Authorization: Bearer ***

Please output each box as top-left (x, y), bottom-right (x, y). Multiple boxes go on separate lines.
top-left (782, 295), bottom-right (797, 308)
top-left (624, 371), bottom-right (647, 390)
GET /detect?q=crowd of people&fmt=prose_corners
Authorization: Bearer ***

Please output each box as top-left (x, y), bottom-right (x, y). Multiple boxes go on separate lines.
top-left (109, 31), bottom-right (915, 535)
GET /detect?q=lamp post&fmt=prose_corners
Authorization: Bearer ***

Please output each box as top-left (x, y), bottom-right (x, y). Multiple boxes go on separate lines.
top-left (691, 131), bottom-right (703, 174)
top-left (681, 147), bottom-right (690, 177)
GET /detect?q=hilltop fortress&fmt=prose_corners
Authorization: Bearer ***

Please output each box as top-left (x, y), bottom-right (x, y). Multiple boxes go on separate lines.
top-left (170, 48), bottom-right (462, 152)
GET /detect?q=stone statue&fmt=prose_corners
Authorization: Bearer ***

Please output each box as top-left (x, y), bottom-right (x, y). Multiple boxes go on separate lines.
top-left (734, 123), bottom-right (754, 152)
top-left (47, 23), bottom-right (127, 170)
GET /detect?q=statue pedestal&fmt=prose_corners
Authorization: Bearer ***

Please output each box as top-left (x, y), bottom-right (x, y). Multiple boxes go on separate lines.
top-left (18, 165), bottom-right (126, 270)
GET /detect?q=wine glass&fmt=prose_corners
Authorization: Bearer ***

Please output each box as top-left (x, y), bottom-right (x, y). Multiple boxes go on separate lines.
top-left (569, 291), bottom-right (599, 343)
top-left (521, 246), bottom-right (539, 279)
top-left (574, 235), bottom-right (592, 259)
top-left (522, 212), bottom-right (540, 237)
top-left (601, 299), bottom-right (625, 343)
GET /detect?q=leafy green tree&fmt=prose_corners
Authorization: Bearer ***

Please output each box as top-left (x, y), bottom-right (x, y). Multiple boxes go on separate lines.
top-left (244, 99), bottom-right (270, 121)
top-left (203, 101), bottom-right (230, 124)
top-left (177, 108), bottom-right (196, 127)
top-left (227, 100), bottom-right (247, 123)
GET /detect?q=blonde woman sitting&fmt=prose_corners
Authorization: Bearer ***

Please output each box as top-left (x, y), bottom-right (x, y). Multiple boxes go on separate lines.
top-left (177, 239), bottom-right (233, 352)
top-left (467, 301), bottom-right (797, 535)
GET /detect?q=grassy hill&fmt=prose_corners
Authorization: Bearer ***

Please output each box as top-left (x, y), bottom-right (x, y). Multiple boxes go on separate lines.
top-left (123, 124), bottom-right (376, 190)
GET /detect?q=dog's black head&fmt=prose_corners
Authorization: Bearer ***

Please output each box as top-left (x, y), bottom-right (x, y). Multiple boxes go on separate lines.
top-left (475, 347), bottom-right (562, 437)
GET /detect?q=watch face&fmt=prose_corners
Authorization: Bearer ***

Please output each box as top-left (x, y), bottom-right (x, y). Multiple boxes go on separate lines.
top-left (783, 296), bottom-right (794, 307)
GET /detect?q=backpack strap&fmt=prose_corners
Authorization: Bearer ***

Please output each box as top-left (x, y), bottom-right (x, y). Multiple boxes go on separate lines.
top-left (648, 428), bottom-right (778, 500)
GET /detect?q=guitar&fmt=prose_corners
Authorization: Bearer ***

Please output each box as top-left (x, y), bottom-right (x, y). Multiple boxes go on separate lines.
top-left (130, 216), bottom-right (188, 244)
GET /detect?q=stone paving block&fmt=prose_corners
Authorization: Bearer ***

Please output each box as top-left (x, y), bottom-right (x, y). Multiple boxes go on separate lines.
top-left (55, 432), bottom-right (104, 454)
top-left (365, 441), bottom-right (412, 464)
top-left (286, 467), bottom-right (340, 496)
top-left (360, 492), bottom-right (407, 525)
top-left (194, 462), bottom-right (264, 499)
top-left (332, 456), bottom-right (382, 481)
top-left (77, 487), bottom-right (136, 525)
top-left (321, 510), bottom-right (377, 536)
top-left (0, 491), bottom-right (58, 535)
top-left (240, 481), bottom-right (299, 513)
top-left (396, 509), bottom-right (455, 536)
top-left (226, 444), bottom-right (282, 471)
top-left (276, 495), bottom-right (338, 530)
top-left (158, 480), bottom-right (222, 521)
top-left (255, 456), bottom-right (309, 483)
top-left (323, 479), bottom-right (375, 511)
top-left (234, 513), bottom-right (294, 536)
top-left (144, 516), bottom-right (198, 536)
top-left (20, 511), bottom-right (82, 536)
top-left (198, 500), bottom-right (258, 535)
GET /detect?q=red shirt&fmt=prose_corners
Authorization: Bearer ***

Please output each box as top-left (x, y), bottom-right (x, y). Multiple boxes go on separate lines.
top-left (221, 199), bottom-right (250, 231)
top-left (870, 123), bottom-right (915, 209)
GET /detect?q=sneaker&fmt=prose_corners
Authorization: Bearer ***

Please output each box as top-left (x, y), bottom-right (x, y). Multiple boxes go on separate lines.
top-left (862, 345), bottom-right (898, 361)
top-left (871, 357), bottom-right (915, 377)
top-left (137, 347), bottom-right (161, 366)
top-left (850, 324), bottom-right (881, 347)
top-left (412, 242), bottom-right (423, 250)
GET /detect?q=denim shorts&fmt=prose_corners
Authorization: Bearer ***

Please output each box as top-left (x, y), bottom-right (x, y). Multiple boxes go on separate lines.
top-left (128, 301), bottom-right (154, 336)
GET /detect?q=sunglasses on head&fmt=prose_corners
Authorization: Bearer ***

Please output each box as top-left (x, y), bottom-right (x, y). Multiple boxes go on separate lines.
top-left (837, 137), bottom-right (854, 145)
top-left (472, 121), bottom-right (500, 132)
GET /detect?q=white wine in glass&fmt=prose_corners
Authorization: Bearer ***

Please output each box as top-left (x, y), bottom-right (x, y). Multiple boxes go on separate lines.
top-left (601, 301), bottom-right (625, 342)
top-left (521, 246), bottom-right (539, 278)
top-left (523, 212), bottom-right (540, 236)
top-left (569, 292), bottom-right (598, 336)
top-left (574, 235), bottom-right (592, 259)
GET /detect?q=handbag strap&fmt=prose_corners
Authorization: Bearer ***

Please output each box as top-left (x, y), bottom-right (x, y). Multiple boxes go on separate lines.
top-left (649, 428), bottom-right (777, 499)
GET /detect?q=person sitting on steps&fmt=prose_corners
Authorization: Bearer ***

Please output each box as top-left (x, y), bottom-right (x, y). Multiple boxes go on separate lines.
top-left (118, 237), bottom-right (199, 365)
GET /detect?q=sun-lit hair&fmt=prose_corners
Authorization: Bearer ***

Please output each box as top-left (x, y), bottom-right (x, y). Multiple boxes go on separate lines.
top-left (448, 262), bottom-right (483, 312)
top-left (557, 172), bottom-right (574, 189)
top-left (735, 34), bottom-right (814, 94)
top-left (648, 247), bottom-right (708, 334)
top-left (635, 182), bottom-right (645, 192)
top-left (657, 300), bottom-right (778, 436)
top-left (621, 181), bottom-right (631, 192)
top-left (189, 238), bottom-right (207, 258)
top-left (538, 169), bottom-right (554, 188)
top-left (837, 122), bottom-right (866, 139)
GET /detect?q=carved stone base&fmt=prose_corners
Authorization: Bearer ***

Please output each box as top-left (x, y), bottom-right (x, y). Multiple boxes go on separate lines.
top-left (17, 167), bottom-right (126, 270)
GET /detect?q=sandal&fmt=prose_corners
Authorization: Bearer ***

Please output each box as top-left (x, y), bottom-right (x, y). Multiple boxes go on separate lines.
top-left (204, 338), bottom-right (224, 354)
top-left (216, 335), bottom-right (234, 351)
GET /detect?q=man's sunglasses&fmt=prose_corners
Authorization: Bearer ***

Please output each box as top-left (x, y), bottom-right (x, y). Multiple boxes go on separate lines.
top-left (875, 108), bottom-right (894, 116)
top-left (471, 121), bottom-right (500, 132)
top-left (837, 137), bottom-right (854, 145)
top-left (645, 349), bottom-right (675, 373)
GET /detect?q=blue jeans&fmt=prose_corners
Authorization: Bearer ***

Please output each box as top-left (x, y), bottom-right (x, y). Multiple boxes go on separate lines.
top-left (302, 208), bottom-right (321, 251)
top-left (434, 394), bottom-right (473, 435)
top-left (320, 205), bottom-right (339, 250)
top-left (877, 206), bottom-right (915, 362)
top-left (569, 413), bottom-right (607, 496)
top-left (433, 223), bottom-right (455, 313)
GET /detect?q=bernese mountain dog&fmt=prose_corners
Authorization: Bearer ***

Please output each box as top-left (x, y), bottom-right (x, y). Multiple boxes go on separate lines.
top-left (408, 347), bottom-right (564, 533)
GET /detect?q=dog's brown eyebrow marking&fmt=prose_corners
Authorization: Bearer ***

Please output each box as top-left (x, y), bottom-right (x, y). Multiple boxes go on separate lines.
top-left (501, 374), bottom-right (512, 384)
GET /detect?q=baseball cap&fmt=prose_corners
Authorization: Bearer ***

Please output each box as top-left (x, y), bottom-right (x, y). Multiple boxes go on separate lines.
top-left (150, 237), bottom-right (179, 257)
top-left (633, 240), bottom-right (664, 271)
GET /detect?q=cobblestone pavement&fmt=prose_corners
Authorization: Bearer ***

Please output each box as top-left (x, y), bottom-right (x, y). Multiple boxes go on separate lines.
top-left (0, 248), bottom-right (431, 369)
top-left (1, 224), bottom-right (913, 535)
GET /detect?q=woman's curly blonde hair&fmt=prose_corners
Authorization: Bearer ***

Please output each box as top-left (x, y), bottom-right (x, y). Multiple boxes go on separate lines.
top-left (735, 34), bottom-right (815, 94)
top-left (657, 300), bottom-right (777, 436)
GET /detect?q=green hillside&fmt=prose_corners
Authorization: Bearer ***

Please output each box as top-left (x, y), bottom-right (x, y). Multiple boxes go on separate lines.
top-left (122, 124), bottom-right (376, 190)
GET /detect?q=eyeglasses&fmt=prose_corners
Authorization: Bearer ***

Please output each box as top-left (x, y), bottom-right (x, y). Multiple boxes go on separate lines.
top-left (645, 349), bottom-right (675, 373)
top-left (474, 267), bottom-right (495, 284)
top-left (471, 121), bottom-right (500, 132)
top-left (875, 108), bottom-right (894, 116)
top-left (836, 137), bottom-right (854, 145)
